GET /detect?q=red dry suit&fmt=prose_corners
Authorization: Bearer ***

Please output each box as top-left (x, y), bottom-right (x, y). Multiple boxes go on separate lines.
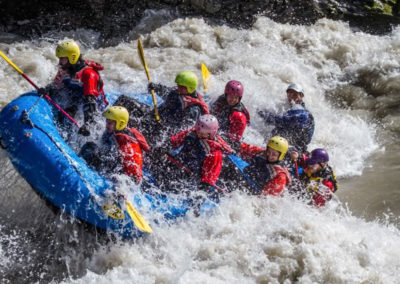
top-left (212, 95), bottom-right (250, 142)
top-left (239, 143), bottom-right (292, 196)
top-left (170, 128), bottom-right (232, 186)
top-left (113, 128), bottom-right (150, 181)
top-left (54, 59), bottom-right (108, 105)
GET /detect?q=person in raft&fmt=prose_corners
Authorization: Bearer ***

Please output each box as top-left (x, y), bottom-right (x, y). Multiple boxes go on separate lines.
top-left (80, 106), bottom-right (150, 183)
top-left (146, 71), bottom-right (209, 137)
top-left (300, 148), bottom-right (338, 207)
top-left (258, 83), bottom-right (314, 156)
top-left (39, 39), bottom-right (108, 136)
top-left (211, 80), bottom-right (250, 152)
top-left (238, 136), bottom-right (292, 196)
top-left (158, 114), bottom-right (232, 194)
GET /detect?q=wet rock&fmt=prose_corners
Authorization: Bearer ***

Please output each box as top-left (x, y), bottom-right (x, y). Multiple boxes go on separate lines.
top-left (0, 0), bottom-right (399, 45)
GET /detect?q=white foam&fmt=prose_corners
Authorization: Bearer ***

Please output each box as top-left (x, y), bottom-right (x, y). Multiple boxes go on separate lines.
top-left (1, 16), bottom-right (399, 283)
top-left (63, 194), bottom-right (400, 283)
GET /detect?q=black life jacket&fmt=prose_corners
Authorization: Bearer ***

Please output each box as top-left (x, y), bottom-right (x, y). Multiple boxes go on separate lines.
top-left (213, 95), bottom-right (250, 132)
top-left (243, 154), bottom-right (273, 193)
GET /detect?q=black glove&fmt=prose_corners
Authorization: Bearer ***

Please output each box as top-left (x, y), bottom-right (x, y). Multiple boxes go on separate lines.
top-left (37, 87), bottom-right (47, 96)
top-left (148, 82), bottom-right (157, 93)
top-left (257, 110), bottom-right (274, 123)
top-left (78, 124), bottom-right (91, 136)
top-left (37, 86), bottom-right (56, 97)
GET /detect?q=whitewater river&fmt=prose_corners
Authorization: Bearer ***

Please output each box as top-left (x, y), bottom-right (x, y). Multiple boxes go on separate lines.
top-left (0, 14), bottom-right (400, 283)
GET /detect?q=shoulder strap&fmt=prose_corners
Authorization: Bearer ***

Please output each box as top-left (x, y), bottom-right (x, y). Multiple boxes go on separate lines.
top-left (181, 92), bottom-right (210, 114)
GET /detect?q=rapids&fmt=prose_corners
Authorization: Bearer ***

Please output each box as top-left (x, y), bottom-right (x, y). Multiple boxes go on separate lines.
top-left (0, 14), bottom-right (399, 283)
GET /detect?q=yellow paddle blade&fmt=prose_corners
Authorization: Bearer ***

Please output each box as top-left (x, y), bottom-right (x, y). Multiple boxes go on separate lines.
top-left (201, 62), bottom-right (210, 93)
top-left (137, 38), bottom-right (151, 82)
top-left (0, 50), bottom-right (24, 74)
top-left (125, 200), bottom-right (153, 233)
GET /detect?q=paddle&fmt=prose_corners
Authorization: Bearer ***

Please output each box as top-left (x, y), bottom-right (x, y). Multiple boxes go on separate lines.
top-left (0, 50), bottom-right (79, 127)
top-left (291, 151), bottom-right (300, 179)
top-left (125, 199), bottom-right (153, 233)
top-left (201, 62), bottom-right (210, 94)
top-left (165, 153), bottom-right (227, 194)
top-left (102, 194), bottom-right (153, 233)
top-left (137, 38), bottom-right (160, 122)
top-left (294, 160), bottom-right (300, 179)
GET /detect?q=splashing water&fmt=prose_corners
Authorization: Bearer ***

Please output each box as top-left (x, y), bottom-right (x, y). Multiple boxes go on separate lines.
top-left (1, 15), bottom-right (400, 283)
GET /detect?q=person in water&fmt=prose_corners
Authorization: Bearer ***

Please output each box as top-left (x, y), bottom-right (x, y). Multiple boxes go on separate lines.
top-left (80, 106), bottom-right (150, 182)
top-left (211, 80), bottom-right (250, 151)
top-left (39, 39), bottom-right (108, 136)
top-left (146, 71), bottom-right (209, 139)
top-left (258, 83), bottom-right (314, 155)
top-left (300, 148), bottom-right (338, 207)
top-left (238, 136), bottom-right (292, 196)
top-left (158, 114), bottom-right (232, 194)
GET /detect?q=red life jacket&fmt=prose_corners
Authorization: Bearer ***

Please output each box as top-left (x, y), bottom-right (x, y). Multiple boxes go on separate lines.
top-left (170, 129), bottom-right (232, 185)
top-left (261, 164), bottom-right (292, 196)
top-left (195, 135), bottom-right (232, 185)
top-left (239, 143), bottom-right (292, 196)
top-left (74, 60), bottom-right (108, 106)
top-left (179, 92), bottom-right (210, 115)
top-left (113, 128), bottom-right (150, 181)
top-left (213, 95), bottom-right (250, 125)
top-left (213, 95), bottom-right (250, 142)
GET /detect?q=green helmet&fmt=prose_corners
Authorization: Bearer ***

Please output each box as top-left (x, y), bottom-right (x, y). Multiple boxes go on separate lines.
top-left (175, 71), bottom-right (198, 93)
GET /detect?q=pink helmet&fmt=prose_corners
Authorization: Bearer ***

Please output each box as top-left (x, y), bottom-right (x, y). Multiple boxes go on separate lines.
top-left (224, 80), bottom-right (244, 98)
top-left (195, 114), bottom-right (219, 139)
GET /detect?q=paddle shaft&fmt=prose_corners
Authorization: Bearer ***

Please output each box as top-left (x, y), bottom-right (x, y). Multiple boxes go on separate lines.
top-left (137, 39), bottom-right (160, 122)
top-left (0, 50), bottom-right (79, 127)
top-left (294, 160), bottom-right (300, 179)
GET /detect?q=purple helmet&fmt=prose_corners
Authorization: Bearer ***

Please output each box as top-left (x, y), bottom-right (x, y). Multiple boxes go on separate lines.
top-left (195, 114), bottom-right (219, 139)
top-left (225, 80), bottom-right (244, 98)
top-left (307, 148), bottom-right (329, 166)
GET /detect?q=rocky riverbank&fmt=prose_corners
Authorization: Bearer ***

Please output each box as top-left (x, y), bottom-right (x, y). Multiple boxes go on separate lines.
top-left (0, 0), bottom-right (399, 45)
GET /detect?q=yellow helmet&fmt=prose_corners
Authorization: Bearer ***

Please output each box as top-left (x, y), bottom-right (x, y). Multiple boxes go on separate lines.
top-left (267, 136), bottom-right (289, 161)
top-left (103, 106), bottom-right (129, 131)
top-left (55, 40), bottom-right (80, 64)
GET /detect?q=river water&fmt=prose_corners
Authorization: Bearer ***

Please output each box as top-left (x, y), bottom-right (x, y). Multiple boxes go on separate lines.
top-left (0, 14), bottom-right (399, 283)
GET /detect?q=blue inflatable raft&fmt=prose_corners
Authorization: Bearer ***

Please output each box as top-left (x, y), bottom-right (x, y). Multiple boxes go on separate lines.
top-left (0, 91), bottom-right (218, 239)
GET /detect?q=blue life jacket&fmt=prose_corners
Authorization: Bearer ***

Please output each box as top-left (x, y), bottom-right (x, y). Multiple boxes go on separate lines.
top-left (271, 102), bottom-right (314, 153)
